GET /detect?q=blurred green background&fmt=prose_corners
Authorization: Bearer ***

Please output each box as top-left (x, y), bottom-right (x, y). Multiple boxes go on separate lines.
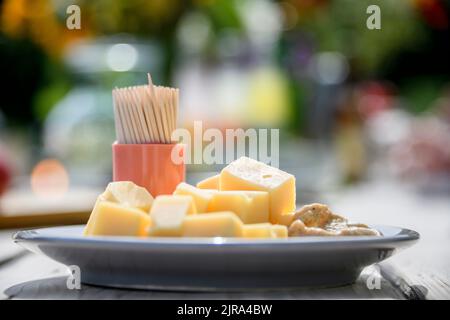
top-left (0, 0), bottom-right (449, 206)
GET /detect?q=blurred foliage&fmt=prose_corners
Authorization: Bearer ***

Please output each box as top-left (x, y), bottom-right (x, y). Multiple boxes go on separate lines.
top-left (197, 0), bottom-right (242, 31)
top-left (299, 0), bottom-right (425, 77)
top-left (0, 35), bottom-right (47, 124)
top-left (1, 0), bottom-right (88, 57)
top-left (34, 73), bottom-right (71, 122)
top-left (76, 0), bottom-right (184, 36)
top-left (403, 77), bottom-right (449, 114)
top-left (0, 0), bottom-right (448, 128)
top-left (0, 33), bottom-right (71, 125)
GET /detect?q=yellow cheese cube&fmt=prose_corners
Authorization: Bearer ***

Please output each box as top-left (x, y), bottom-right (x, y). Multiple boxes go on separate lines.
top-left (244, 191), bottom-right (270, 223)
top-left (173, 182), bottom-right (213, 212)
top-left (276, 212), bottom-right (294, 226)
top-left (84, 181), bottom-right (153, 236)
top-left (206, 190), bottom-right (269, 224)
top-left (182, 212), bottom-right (243, 237)
top-left (196, 174), bottom-right (220, 189)
top-left (149, 210), bottom-right (186, 237)
top-left (220, 157), bottom-right (295, 225)
top-left (243, 223), bottom-right (273, 238)
top-left (151, 195), bottom-right (197, 215)
top-left (271, 224), bottom-right (288, 238)
top-left (149, 195), bottom-right (196, 236)
top-left (101, 181), bottom-right (153, 212)
top-left (83, 201), bottom-right (151, 237)
top-left (83, 197), bottom-right (101, 236)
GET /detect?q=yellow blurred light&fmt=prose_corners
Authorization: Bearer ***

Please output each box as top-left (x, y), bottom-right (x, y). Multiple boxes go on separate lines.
top-left (30, 159), bottom-right (69, 198)
top-left (247, 67), bottom-right (291, 126)
top-left (1, 0), bottom-right (90, 57)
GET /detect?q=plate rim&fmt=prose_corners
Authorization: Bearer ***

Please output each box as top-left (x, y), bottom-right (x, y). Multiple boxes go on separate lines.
top-left (12, 224), bottom-right (420, 249)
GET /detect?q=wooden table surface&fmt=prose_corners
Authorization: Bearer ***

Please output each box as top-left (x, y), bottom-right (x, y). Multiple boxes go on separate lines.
top-left (1, 180), bottom-right (449, 300)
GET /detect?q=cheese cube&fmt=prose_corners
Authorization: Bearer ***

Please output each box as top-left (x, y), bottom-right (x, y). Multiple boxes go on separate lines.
top-left (149, 209), bottom-right (186, 237)
top-left (151, 195), bottom-right (197, 215)
top-left (276, 212), bottom-right (294, 226)
top-left (101, 181), bottom-right (153, 212)
top-left (173, 182), bottom-right (213, 212)
top-left (196, 174), bottom-right (220, 190)
top-left (244, 191), bottom-right (270, 223)
top-left (149, 195), bottom-right (196, 236)
top-left (182, 212), bottom-right (243, 237)
top-left (220, 157), bottom-right (295, 225)
top-left (271, 224), bottom-right (288, 238)
top-left (243, 223), bottom-right (273, 238)
top-left (83, 197), bottom-right (101, 236)
top-left (206, 190), bottom-right (269, 224)
top-left (83, 201), bottom-right (151, 237)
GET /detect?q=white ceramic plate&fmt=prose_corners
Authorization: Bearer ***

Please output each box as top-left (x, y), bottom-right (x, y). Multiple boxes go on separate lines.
top-left (13, 225), bottom-right (419, 290)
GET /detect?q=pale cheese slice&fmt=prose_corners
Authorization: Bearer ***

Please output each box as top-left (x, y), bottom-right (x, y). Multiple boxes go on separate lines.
top-left (149, 195), bottom-right (196, 236)
top-left (243, 223), bottom-right (273, 238)
top-left (83, 201), bottom-right (151, 237)
top-left (182, 211), bottom-right (243, 237)
top-left (196, 174), bottom-right (220, 190)
top-left (173, 182), bottom-right (213, 212)
top-left (220, 157), bottom-right (295, 225)
top-left (206, 190), bottom-right (269, 224)
top-left (271, 224), bottom-right (288, 238)
top-left (102, 181), bottom-right (153, 212)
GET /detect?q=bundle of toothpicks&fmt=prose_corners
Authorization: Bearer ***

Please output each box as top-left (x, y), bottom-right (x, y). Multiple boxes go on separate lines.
top-left (112, 74), bottom-right (179, 144)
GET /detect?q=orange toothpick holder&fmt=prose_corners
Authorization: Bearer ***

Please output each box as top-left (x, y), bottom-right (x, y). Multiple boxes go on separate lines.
top-left (112, 143), bottom-right (185, 197)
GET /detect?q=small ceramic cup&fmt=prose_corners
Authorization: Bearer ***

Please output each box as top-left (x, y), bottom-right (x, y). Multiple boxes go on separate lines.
top-left (112, 142), bottom-right (185, 197)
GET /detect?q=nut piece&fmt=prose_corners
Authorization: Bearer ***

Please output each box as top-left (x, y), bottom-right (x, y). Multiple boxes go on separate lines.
top-left (338, 226), bottom-right (380, 236)
top-left (293, 203), bottom-right (334, 228)
top-left (289, 219), bottom-right (335, 236)
top-left (289, 203), bottom-right (380, 237)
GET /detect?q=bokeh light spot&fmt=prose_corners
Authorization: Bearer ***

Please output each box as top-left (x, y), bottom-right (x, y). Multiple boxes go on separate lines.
top-left (106, 43), bottom-right (138, 72)
top-left (31, 159), bottom-right (69, 198)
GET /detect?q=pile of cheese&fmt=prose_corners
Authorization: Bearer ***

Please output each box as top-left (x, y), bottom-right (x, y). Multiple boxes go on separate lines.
top-left (84, 157), bottom-right (296, 239)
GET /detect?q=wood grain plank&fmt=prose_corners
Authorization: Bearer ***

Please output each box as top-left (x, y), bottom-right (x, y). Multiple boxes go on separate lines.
top-left (326, 180), bottom-right (450, 300)
top-left (0, 230), bottom-right (25, 265)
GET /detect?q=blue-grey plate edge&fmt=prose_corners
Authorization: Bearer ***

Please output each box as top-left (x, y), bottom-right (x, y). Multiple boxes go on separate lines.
top-left (11, 224), bottom-right (420, 291)
top-left (13, 224), bottom-right (420, 248)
